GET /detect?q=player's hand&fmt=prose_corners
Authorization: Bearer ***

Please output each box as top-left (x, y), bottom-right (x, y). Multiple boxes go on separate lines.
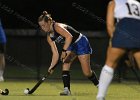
top-left (60, 51), bottom-right (67, 62)
top-left (48, 67), bottom-right (54, 74)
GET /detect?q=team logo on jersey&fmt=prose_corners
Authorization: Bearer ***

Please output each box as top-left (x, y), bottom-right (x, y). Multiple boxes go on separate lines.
top-left (55, 36), bottom-right (64, 43)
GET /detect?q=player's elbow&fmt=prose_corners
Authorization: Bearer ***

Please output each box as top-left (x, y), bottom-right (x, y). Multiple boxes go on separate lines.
top-left (66, 35), bottom-right (73, 42)
top-left (107, 26), bottom-right (115, 37)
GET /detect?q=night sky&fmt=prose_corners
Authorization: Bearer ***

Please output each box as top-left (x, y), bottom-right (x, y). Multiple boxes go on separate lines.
top-left (0, 0), bottom-right (110, 30)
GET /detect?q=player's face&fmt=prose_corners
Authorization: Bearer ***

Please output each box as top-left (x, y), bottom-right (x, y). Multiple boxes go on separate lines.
top-left (39, 20), bottom-right (51, 32)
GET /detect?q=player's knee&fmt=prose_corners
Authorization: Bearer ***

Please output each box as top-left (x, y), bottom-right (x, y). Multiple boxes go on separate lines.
top-left (62, 63), bottom-right (71, 71)
top-left (83, 71), bottom-right (92, 77)
top-left (63, 58), bottom-right (72, 63)
top-left (63, 52), bottom-right (76, 63)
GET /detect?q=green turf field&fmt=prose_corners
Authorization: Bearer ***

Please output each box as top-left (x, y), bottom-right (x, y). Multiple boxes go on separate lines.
top-left (0, 80), bottom-right (140, 100)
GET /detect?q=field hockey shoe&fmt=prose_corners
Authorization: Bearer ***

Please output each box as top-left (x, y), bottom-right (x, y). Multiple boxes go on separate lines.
top-left (60, 87), bottom-right (71, 96)
top-left (96, 97), bottom-right (105, 100)
top-left (0, 76), bottom-right (4, 82)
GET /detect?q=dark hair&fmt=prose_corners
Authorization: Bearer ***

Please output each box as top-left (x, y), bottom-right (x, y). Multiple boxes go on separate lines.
top-left (38, 11), bottom-right (52, 22)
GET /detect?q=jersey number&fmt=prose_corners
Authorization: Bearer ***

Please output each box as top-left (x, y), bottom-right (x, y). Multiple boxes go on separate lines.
top-left (126, 3), bottom-right (140, 16)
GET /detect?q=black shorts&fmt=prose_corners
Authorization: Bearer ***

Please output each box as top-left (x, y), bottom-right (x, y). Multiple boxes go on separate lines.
top-left (0, 43), bottom-right (6, 54)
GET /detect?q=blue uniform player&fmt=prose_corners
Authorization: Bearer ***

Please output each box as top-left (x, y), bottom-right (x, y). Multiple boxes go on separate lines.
top-left (0, 19), bottom-right (6, 82)
top-left (97, 0), bottom-right (140, 100)
top-left (38, 11), bottom-right (99, 95)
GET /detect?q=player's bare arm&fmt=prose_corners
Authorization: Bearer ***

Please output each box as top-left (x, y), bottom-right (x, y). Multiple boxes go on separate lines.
top-left (47, 36), bottom-right (59, 73)
top-left (54, 23), bottom-right (73, 61)
top-left (106, 0), bottom-right (115, 38)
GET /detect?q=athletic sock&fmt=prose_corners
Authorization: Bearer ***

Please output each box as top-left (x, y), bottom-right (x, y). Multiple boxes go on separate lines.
top-left (97, 65), bottom-right (114, 99)
top-left (0, 70), bottom-right (4, 77)
top-left (62, 71), bottom-right (70, 90)
top-left (88, 71), bottom-right (99, 86)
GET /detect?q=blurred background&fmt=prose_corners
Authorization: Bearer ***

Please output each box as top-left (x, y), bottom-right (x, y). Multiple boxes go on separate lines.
top-left (0, 0), bottom-right (139, 82)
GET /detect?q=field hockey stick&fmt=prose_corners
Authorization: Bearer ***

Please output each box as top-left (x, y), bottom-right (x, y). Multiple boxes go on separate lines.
top-left (0, 88), bottom-right (9, 95)
top-left (130, 67), bottom-right (140, 83)
top-left (128, 53), bottom-right (140, 84)
top-left (25, 60), bottom-right (61, 94)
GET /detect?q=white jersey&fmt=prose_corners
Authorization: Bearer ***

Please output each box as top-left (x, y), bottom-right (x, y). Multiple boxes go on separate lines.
top-left (114, 0), bottom-right (140, 20)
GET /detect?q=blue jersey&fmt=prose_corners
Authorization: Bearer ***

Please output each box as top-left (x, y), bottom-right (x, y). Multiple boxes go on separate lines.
top-left (0, 20), bottom-right (6, 43)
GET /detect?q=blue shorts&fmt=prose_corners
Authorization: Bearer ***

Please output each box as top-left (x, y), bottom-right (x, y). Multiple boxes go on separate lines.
top-left (0, 21), bottom-right (6, 43)
top-left (67, 35), bottom-right (92, 55)
top-left (112, 18), bottom-right (140, 49)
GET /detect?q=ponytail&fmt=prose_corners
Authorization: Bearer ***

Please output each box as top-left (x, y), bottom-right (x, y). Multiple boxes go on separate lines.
top-left (38, 11), bottom-right (52, 22)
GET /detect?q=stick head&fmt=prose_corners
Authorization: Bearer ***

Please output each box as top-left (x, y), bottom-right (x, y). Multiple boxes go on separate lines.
top-left (24, 88), bottom-right (30, 95)
top-left (1, 89), bottom-right (9, 95)
top-left (25, 88), bottom-right (32, 94)
top-left (28, 88), bottom-right (35, 94)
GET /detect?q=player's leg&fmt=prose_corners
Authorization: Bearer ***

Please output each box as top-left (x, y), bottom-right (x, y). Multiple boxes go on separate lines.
top-left (60, 51), bottom-right (77, 95)
top-left (97, 47), bottom-right (126, 100)
top-left (133, 50), bottom-right (140, 69)
top-left (78, 54), bottom-right (99, 87)
top-left (0, 43), bottom-right (6, 82)
top-left (74, 34), bottom-right (99, 86)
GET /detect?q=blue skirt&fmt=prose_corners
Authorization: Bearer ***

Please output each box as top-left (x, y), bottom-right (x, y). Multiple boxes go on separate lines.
top-left (112, 18), bottom-right (140, 49)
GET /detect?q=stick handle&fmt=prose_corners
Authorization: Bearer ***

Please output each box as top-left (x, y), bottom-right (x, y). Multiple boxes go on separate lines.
top-left (28, 75), bottom-right (49, 94)
top-left (28, 60), bottom-right (61, 94)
